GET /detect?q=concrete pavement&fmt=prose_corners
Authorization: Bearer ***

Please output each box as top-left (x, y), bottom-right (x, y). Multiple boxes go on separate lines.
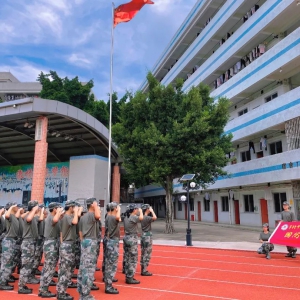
top-left (150, 219), bottom-right (288, 253)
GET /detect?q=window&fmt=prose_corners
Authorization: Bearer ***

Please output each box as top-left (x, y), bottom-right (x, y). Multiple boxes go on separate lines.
top-left (189, 198), bottom-right (194, 211)
top-left (221, 196), bottom-right (229, 212)
top-left (238, 108), bottom-right (248, 116)
top-left (244, 195), bottom-right (254, 212)
top-left (265, 92), bottom-right (278, 103)
top-left (270, 141), bottom-right (282, 155)
top-left (204, 199), bottom-right (210, 211)
top-left (274, 193), bottom-right (287, 213)
top-left (241, 150), bottom-right (251, 162)
top-left (178, 201), bottom-right (182, 211)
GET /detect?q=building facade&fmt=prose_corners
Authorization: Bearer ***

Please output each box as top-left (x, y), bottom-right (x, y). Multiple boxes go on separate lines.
top-left (0, 72), bottom-right (41, 102)
top-left (135, 0), bottom-right (300, 227)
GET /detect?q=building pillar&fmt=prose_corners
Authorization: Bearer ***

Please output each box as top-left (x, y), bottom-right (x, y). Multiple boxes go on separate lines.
top-left (31, 116), bottom-right (48, 204)
top-left (111, 164), bottom-right (120, 203)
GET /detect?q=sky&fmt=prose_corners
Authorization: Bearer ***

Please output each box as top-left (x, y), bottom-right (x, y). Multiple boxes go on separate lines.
top-left (0, 0), bottom-right (196, 101)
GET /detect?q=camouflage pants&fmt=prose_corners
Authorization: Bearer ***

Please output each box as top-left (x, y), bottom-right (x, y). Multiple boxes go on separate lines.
top-left (19, 239), bottom-right (36, 288)
top-left (56, 242), bottom-right (75, 294)
top-left (39, 239), bottom-right (59, 291)
top-left (0, 238), bottom-right (16, 284)
top-left (102, 236), bottom-right (107, 274)
top-left (32, 236), bottom-right (44, 273)
top-left (77, 239), bottom-right (97, 297)
top-left (123, 235), bottom-right (138, 278)
top-left (12, 237), bottom-right (22, 272)
top-left (104, 238), bottom-right (119, 286)
top-left (0, 234), bottom-right (5, 268)
top-left (96, 238), bottom-right (101, 269)
top-left (257, 242), bottom-right (274, 255)
top-left (75, 236), bottom-right (81, 267)
top-left (287, 246), bottom-right (297, 253)
top-left (140, 232), bottom-right (153, 272)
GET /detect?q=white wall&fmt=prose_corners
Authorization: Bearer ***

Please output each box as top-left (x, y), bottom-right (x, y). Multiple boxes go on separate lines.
top-left (68, 155), bottom-right (108, 221)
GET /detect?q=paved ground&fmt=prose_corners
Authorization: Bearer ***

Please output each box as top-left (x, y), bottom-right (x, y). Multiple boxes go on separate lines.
top-left (150, 219), bottom-right (288, 253)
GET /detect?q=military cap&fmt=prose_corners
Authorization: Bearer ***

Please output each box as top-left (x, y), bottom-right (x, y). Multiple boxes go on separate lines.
top-left (86, 198), bottom-right (97, 206)
top-left (283, 201), bottom-right (289, 205)
top-left (110, 202), bottom-right (119, 209)
top-left (141, 204), bottom-right (150, 210)
top-left (48, 202), bottom-right (60, 210)
top-left (262, 223), bottom-right (269, 227)
top-left (39, 204), bottom-right (45, 209)
top-left (106, 203), bottom-right (112, 212)
top-left (65, 200), bottom-right (76, 208)
top-left (128, 204), bottom-right (138, 211)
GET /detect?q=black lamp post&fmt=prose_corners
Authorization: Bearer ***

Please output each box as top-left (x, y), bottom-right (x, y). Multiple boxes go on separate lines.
top-left (179, 174), bottom-right (197, 246)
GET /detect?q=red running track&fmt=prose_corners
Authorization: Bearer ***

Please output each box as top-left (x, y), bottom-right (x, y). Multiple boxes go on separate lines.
top-left (1, 245), bottom-right (300, 300)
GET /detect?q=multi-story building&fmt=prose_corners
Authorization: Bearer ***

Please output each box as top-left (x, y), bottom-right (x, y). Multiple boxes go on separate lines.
top-left (135, 0), bottom-right (300, 227)
top-left (0, 72), bottom-right (41, 102)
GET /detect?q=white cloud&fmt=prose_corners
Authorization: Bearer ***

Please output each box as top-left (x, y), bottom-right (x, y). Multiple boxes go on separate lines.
top-left (68, 53), bottom-right (92, 67)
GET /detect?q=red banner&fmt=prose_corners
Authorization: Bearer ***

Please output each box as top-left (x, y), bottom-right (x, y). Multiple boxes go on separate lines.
top-left (269, 221), bottom-right (300, 247)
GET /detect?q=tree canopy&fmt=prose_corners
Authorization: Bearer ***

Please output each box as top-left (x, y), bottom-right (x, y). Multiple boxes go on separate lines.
top-left (37, 71), bottom-right (128, 128)
top-left (112, 72), bottom-right (232, 233)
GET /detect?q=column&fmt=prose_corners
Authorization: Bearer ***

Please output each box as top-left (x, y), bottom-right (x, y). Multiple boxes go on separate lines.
top-left (31, 116), bottom-right (48, 204)
top-left (111, 164), bottom-right (120, 203)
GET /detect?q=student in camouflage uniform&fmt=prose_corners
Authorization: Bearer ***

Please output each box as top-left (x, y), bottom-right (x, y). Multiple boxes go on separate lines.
top-left (281, 201), bottom-right (297, 258)
top-left (18, 200), bottom-right (44, 294)
top-left (32, 205), bottom-right (47, 277)
top-left (0, 203), bottom-right (21, 291)
top-left (0, 206), bottom-right (6, 268)
top-left (123, 204), bottom-right (143, 284)
top-left (77, 198), bottom-right (101, 300)
top-left (104, 202), bottom-right (121, 294)
top-left (56, 200), bottom-right (82, 300)
top-left (102, 203), bottom-right (111, 278)
top-left (95, 216), bottom-right (102, 272)
top-left (39, 202), bottom-right (63, 298)
top-left (140, 204), bottom-right (157, 276)
top-left (257, 223), bottom-right (274, 259)
top-left (11, 205), bottom-right (25, 277)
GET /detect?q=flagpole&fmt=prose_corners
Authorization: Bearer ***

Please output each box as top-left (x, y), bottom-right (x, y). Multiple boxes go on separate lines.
top-left (107, 1), bottom-right (115, 203)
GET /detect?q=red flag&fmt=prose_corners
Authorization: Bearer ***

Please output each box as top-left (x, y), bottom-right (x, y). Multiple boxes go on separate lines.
top-left (269, 221), bottom-right (300, 247)
top-left (114, 0), bottom-right (154, 27)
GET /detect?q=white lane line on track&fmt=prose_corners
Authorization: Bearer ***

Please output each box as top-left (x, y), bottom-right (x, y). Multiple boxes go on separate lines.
top-left (149, 263), bottom-right (300, 279)
top-left (151, 255), bottom-right (300, 269)
top-left (94, 281), bottom-right (240, 300)
top-left (155, 249), bottom-right (292, 261)
top-left (150, 274), bottom-right (300, 292)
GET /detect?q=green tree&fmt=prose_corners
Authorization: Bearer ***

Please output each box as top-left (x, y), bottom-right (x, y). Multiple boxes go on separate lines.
top-left (38, 71), bottom-right (93, 110)
top-left (112, 73), bottom-right (232, 233)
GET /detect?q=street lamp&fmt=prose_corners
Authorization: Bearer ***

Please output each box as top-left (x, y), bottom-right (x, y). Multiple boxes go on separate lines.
top-left (179, 174), bottom-right (198, 246)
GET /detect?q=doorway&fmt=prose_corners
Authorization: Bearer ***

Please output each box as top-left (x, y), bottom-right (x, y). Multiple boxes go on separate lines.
top-left (22, 191), bottom-right (31, 206)
top-left (260, 199), bottom-right (269, 224)
top-left (214, 201), bottom-right (218, 223)
top-left (234, 200), bottom-right (240, 225)
top-left (294, 198), bottom-right (300, 220)
top-left (197, 201), bottom-right (201, 221)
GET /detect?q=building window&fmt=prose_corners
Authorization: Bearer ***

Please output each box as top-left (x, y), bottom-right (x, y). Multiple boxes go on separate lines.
top-left (241, 150), bottom-right (251, 162)
top-left (204, 199), bottom-right (210, 211)
top-left (238, 108), bottom-right (248, 116)
top-left (178, 201), bottom-right (182, 211)
top-left (265, 92), bottom-right (278, 103)
top-left (221, 196), bottom-right (229, 212)
top-left (244, 195), bottom-right (254, 212)
top-left (189, 198), bottom-right (194, 211)
top-left (270, 141), bottom-right (282, 155)
top-left (274, 193), bottom-right (287, 213)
